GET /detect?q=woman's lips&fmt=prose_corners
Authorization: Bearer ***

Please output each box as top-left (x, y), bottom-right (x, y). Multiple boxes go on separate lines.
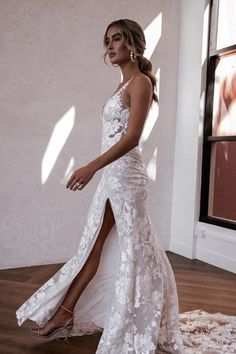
top-left (109, 53), bottom-right (116, 58)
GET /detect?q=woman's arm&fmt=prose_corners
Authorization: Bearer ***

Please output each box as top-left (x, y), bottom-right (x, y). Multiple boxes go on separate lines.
top-left (67, 75), bottom-right (153, 191)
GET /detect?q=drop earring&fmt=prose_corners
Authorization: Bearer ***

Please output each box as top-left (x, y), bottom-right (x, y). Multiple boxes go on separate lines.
top-left (130, 51), bottom-right (138, 62)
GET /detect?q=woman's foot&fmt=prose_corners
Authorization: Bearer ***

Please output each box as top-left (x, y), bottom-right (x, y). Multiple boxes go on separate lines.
top-left (31, 305), bottom-right (73, 338)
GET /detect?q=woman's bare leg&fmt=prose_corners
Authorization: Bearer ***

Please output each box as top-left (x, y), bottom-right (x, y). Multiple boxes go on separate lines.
top-left (62, 199), bottom-right (115, 310)
top-left (32, 199), bottom-right (115, 335)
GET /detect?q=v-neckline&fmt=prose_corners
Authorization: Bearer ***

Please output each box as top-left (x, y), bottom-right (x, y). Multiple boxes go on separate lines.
top-left (112, 76), bottom-right (134, 97)
top-left (102, 78), bottom-right (133, 115)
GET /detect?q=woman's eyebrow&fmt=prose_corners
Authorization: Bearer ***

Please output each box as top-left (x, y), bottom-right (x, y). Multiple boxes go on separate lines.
top-left (106, 33), bottom-right (122, 40)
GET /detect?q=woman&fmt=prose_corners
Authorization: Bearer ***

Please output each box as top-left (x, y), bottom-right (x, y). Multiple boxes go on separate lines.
top-left (16, 19), bottom-right (185, 353)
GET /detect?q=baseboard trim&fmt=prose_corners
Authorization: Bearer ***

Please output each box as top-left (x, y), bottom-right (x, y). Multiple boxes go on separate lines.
top-left (196, 247), bottom-right (236, 273)
top-left (169, 241), bottom-right (194, 259)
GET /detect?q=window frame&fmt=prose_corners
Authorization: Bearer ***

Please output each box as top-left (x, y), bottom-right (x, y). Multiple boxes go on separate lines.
top-left (199, 0), bottom-right (236, 230)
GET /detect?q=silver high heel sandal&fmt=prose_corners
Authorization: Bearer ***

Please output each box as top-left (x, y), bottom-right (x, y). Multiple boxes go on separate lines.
top-left (32, 304), bottom-right (73, 341)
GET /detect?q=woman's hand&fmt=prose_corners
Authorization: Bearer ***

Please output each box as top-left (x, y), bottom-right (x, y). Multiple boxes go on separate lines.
top-left (66, 163), bottom-right (96, 191)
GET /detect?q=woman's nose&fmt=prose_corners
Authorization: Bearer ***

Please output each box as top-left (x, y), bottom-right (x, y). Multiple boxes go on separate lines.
top-left (107, 40), bottom-right (114, 50)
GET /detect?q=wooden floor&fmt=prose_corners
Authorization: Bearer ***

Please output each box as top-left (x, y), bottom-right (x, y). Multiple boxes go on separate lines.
top-left (1, 252), bottom-right (236, 354)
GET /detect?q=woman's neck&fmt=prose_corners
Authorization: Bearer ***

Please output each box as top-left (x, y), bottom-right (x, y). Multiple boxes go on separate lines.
top-left (119, 61), bottom-right (141, 82)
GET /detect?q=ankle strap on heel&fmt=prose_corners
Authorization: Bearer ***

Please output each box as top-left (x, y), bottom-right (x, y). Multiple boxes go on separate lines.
top-left (60, 304), bottom-right (73, 314)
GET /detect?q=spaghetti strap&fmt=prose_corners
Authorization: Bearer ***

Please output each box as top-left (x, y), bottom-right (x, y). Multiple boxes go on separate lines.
top-left (113, 72), bottom-right (143, 96)
top-left (120, 73), bottom-right (146, 108)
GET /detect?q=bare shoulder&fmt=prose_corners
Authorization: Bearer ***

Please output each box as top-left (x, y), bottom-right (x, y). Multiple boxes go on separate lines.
top-left (124, 73), bottom-right (153, 108)
top-left (130, 73), bottom-right (152, 93)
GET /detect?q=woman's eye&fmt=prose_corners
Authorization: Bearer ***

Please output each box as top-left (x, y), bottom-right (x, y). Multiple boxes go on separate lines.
top-left (105, 34), bottom-right (121, 46)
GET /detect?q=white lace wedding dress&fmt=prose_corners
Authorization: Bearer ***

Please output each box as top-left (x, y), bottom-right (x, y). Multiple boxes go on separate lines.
top-left (16, 76), bottom-right (186, 353)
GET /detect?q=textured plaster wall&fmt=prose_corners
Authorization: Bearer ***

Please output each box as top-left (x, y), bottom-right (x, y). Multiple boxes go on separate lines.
top-left (0, 0), bottom-right (180, 268)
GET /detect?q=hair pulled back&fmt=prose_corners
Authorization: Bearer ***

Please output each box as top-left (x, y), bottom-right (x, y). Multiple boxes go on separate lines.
top-left (103, 19), bottom-right (158, 103)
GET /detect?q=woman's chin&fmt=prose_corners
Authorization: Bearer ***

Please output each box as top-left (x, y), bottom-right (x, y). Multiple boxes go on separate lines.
top-left (111, 60), bottom-right (119, 66)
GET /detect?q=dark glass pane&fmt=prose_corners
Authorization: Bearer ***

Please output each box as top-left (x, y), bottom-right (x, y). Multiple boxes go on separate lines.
top-left (208, 141), bottom-right (236, 222)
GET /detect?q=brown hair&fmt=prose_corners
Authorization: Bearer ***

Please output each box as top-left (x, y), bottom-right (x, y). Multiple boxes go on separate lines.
top-left (103, 19), bottom-right (158, 103)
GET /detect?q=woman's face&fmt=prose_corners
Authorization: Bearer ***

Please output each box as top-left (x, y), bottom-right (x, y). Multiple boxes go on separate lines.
top-left (105, 26), bottom-right (130, 66)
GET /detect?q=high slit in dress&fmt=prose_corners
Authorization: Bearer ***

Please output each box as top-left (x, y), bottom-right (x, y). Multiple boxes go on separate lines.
top-left (16, 76), bottom-right (185, 353)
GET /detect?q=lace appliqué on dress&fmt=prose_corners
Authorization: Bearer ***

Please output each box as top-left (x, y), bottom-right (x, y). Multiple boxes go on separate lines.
top-left (180, 309), bottom-right (236, 354)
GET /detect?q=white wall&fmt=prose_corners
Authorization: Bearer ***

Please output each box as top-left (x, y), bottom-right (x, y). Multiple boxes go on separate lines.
top-left (0, 0), bottom-right (181, 268)
top-left (170, 0), bottom-right (205, 258)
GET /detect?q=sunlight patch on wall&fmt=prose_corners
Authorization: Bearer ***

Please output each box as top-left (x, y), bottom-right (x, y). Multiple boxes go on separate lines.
top-left (140, 101), bottom-right (158, 151)
top-left (147, 147), bottom-right (158, 181)
top-left (144, 13), bottom-right (162, 60)
top-left (140, 68), bottom-right (160, 152)
top-left (60, 157), bottom-right (75, 185)
top-left (41, 106), bottom-right (75, 184)
top-left (201, 4), bottom-right (210, 66)
top-left (155, 67), bottom-right (161, 100)
top-left (199, 91), bottom-right (205, 137)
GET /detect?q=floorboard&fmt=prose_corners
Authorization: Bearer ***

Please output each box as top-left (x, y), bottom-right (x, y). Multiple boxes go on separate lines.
top-left (1, 252), bottom-right (235, 354)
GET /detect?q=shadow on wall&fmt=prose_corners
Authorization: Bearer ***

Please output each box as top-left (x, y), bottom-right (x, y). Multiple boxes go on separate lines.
top-left (0, 0), bottom-right (181, 268)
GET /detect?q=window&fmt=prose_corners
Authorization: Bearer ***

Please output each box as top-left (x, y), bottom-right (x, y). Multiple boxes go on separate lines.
top-left (200, 0), bottom-right (236, 229)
